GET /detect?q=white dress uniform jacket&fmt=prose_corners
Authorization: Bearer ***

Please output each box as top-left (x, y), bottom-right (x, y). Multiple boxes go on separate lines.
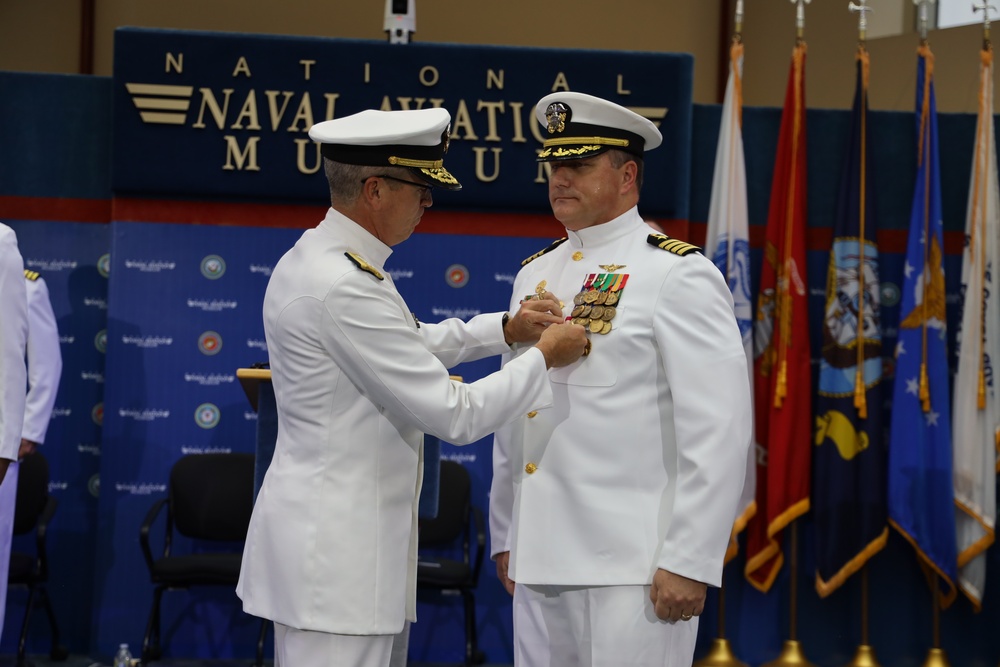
top-left (0, 222), bottom-right (28, 643)
top-left (490, 208), bottom-right (752, 588)
top-left (238, 209), bottom-right (554, 635)
top-left (23, 273), bottom-right (61, 445)
top-left (0, 225), bottom-right (26, 463)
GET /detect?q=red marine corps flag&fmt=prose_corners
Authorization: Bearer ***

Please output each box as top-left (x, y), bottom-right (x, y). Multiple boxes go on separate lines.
top-left (745, 37), bottom-right (812, 593)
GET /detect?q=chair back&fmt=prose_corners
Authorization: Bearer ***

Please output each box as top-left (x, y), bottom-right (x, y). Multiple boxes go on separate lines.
top-left (13, 452), bottom-right (50, 536)
top-left (418, 460), bottom-right (470, 547)
top-left (169, 453), bottom-right (255, 542)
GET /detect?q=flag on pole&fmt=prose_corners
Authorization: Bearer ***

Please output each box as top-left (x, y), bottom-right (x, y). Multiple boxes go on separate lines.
top-left (887, 44), bottom-right (958, 608)
top-left (745, 41), bottom-right (812, 592)
top-left (953, 44), bottom-right (1000, 611)
top-left (704, 39), bottom-right (756, 565)
top-left (813, 47), bottom-right (887, 598)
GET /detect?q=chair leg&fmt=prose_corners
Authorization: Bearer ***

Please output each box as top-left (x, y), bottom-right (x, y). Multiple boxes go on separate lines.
top-left (16, 585), bottom-right (38, 667)
top-left (36, 587), bottom-right (68, 660)
top-left (142, 586), bottom-right (165, 663)
top-left (461, 591), bottom-right (484, 666)
top-left (254, 618), bottom-right (269, 667)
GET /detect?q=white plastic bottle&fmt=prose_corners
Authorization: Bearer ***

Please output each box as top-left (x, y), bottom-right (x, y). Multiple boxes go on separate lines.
top-left (113, 643), bottom-right (133, 667)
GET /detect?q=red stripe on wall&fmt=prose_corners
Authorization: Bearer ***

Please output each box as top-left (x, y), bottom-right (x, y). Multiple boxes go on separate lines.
top-left (111, 197), bottom-right (575, 238)
top-left (2, 195), bottom-right (967, 254)
top-left (0, 195), bottom-right (111, 222)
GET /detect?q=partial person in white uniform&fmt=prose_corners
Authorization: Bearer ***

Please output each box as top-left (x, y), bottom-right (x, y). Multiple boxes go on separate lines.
top-left (236, 107), bottom-right (588, 667)
top-left (20, 269), bottom-right (62, 459)
top-left (489, 92), bottom-right (753, 667)
top-left (0, 222), bottom-right (29, 644)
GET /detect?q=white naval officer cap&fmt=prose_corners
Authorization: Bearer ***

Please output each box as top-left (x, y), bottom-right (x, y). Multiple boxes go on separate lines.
top-left (309, 107), bottom-right (461, 190)
top-left (534, 91), bottom-right (663, 162)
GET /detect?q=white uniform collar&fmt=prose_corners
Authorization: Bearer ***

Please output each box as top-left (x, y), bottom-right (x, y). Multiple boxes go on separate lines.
top-left (565, 206), bottom-right (644, 248)
top-left (316, 207), bottom-right (393, 269)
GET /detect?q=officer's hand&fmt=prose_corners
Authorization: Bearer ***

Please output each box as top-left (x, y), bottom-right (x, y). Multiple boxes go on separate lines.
top-left (18, 438), bottom-right (37, 460)
top-left (649, 568), bottom-right (706, 623)
top-left (495, 551), bottom-right (515, 596)
top-left (534, 322), bottom-right (588, 368)
top-left (0, 459), bottom-right (9, 485)
top-left (504, 291), bottom-right (565, 344)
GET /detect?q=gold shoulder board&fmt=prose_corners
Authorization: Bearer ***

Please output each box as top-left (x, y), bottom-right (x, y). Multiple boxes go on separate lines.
top-left (24, 269), bottom-right (40, 281)
top-left (344, 252), bottom-right (384, 281)
top-left (646, 234), bottom-right (702, 257)
top-left (521, 237), bottom-right (568, 266)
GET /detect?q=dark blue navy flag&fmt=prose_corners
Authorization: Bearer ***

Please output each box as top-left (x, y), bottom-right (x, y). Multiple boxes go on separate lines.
top-left (814, 48), bottom-right (887, 598)
top-left (887, 45), bottom-right (957, 606)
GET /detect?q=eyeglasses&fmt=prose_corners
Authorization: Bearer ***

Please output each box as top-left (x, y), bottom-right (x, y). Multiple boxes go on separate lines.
top-left (362, 174), bottom-right (432, 199)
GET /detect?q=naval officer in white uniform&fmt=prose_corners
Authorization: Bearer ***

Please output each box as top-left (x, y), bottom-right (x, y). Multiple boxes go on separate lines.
top-left (236, 107), bottom-right (587, 667)
top-left (0, 222), bottom-right (28, 644)
top-left (490, 92), bottom-right (752, 667)
top-left (19, 268), bottom-right (62, 460)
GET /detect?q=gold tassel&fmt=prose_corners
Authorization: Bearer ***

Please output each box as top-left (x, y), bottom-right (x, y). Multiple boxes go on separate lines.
top-left (978, 370), bottom-right (987, 410)
top-left (775, 359), bottom-right (787, 408)
top-left (854, 368), bottom-right (868, 418)
top-left (919, 362), bottom-right (930, 413)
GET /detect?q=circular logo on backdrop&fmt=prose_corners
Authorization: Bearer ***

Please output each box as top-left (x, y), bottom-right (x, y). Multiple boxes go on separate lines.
top-left (195, 403), bottom-right (221, 429)
top-left (91, 403), bottom-right (104, 426)
top-left (88, 473), bottom-right (100, 498)
top-left (198, 331), bottom-right (223, 355)
top-left (880, 282), bottom-right (900, 308)
top-left (94, 329), bottom-right (107, 354)
top-left (201, 255), bottom-right (226, 279)
top-left (445, 264), bottom-right (469, 288)
top-left (97, 253), bottom-right (111, 278)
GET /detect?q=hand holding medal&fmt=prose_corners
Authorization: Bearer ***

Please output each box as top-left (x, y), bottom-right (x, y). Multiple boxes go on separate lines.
top-left (503, 282), bottom-right (566, 345)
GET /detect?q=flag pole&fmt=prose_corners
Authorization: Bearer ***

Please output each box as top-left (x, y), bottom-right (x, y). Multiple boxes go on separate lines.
top-left (697, 4), bottom-right (754, 664)
top-left (922, 577), bottom-right (950, 667)
top-left (840, 5), bottom-right (881, 666)
top-left (693, 14), bottom-right (752, 667)
top-left (910, 6), bottom-right (950, 666)
top-left (764, 5), bottom-right (814, 666)
top-left (843, 566), bottom-right (880, 667)
top-left (763, 522), bottom-right (815, 667)
top-left (693, 585), bottom-right (748, 667)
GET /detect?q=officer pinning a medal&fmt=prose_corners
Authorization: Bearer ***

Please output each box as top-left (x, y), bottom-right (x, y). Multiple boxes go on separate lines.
top-left (236, 107), bottom-right (587, 667)
top-left (489, 92), bottom-right (752, 667)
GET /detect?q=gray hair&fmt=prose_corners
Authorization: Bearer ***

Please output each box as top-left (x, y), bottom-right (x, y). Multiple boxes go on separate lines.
top-left (606, 149), bottom-right (644, 192)
top-left (324, 160), bottom-right (415, 205)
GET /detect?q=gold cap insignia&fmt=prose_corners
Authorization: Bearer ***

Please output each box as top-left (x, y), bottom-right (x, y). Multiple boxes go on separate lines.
top-left (545, 102), bottom-right (570, 134)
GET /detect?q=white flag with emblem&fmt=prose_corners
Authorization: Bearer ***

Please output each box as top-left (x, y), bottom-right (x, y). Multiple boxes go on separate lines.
top-left (704, 40), bottom-right (756, 562)
top-left (953, 46), bottom-right (1000, 610)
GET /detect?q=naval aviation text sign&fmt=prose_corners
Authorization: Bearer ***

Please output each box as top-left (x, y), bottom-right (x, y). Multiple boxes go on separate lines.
top-left (112, 28), bottom-right (693, 217)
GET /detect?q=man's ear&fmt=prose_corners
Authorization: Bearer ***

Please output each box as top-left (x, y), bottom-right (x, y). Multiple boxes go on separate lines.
top-left (361, 176), bottom-right (383, 207)
top-left (621, 160), bottom-right (638, 193)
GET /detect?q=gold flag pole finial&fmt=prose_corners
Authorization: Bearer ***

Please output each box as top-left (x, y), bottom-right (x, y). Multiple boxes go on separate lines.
top-left (973, 1), bottom-right (997, 50)
top-left (913, 0), bottom-right (936, 44)
top-left (792, 0), bottom-right (812, 43)
top-left (849, 0), bottom-right (874, 45)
